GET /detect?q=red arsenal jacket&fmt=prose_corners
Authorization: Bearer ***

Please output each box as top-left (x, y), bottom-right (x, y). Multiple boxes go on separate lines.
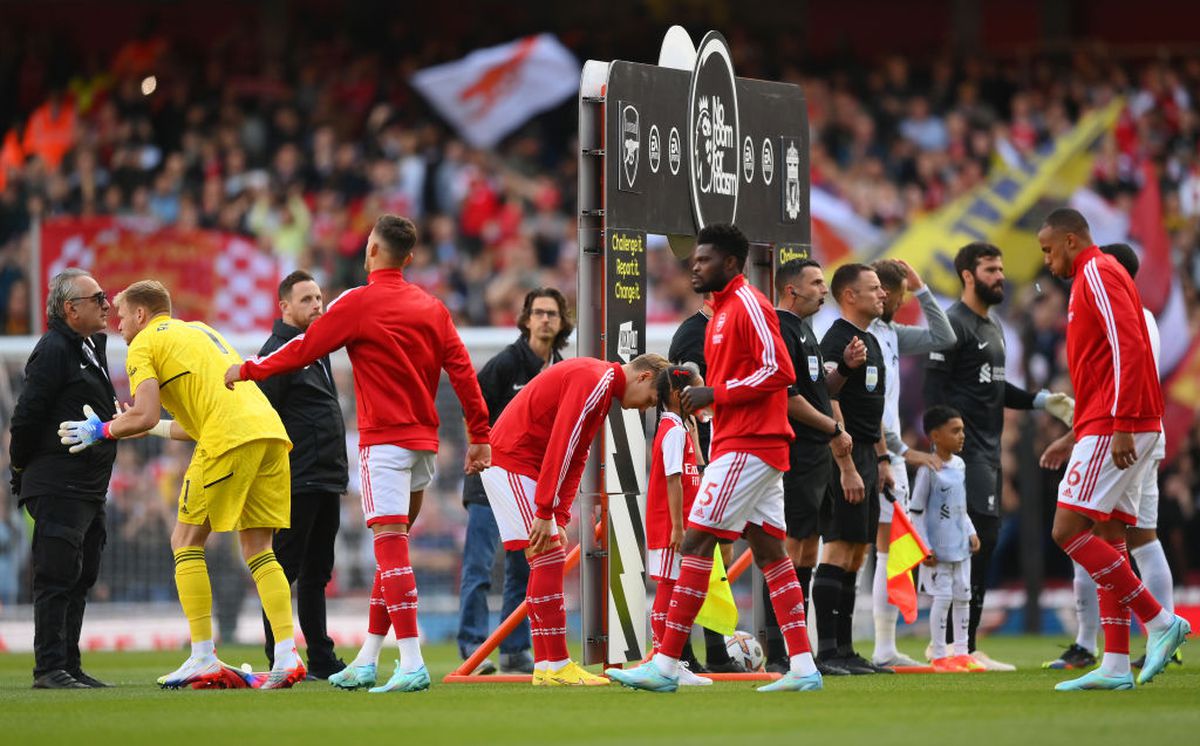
top-left (706, 274), bottom-right (796, 471)
top-left (239, 268), bottom-right (490, 450)
top-left (490, 357), bottom-right (625, 525)
top-left (1066, 245), bottom-right (1163, 438)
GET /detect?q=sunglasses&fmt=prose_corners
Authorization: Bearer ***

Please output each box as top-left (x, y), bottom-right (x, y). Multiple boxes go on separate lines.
top-left (68, 291), bottom-right (109, 306)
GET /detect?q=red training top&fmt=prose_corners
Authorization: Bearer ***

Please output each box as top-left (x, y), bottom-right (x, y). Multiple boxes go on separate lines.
top-left (490, 357), bottom-right (625, 525)
top-left (645, 412), bottom-right (701, 549)
top-left (1066, 245), bottom-right (1163, 438)
top-left (240, 268), bottom-right (490, 450)
top-left (705, 274), bottom-right (796, 471)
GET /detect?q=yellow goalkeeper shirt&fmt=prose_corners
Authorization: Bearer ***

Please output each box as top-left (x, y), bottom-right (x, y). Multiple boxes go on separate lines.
top-left (125, 315), bottom-right (290, 457)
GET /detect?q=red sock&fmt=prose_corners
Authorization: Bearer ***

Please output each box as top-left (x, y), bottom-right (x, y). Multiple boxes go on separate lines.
top-left (1097, 539), bottom-right (1131, 655)
top-left (527, 545), bottom-right (568, 662)
top-left (375, 531), bottom-right (418, 640)
top-left (763, 558), bottom-right (812, 655)
top-left (367, 567), bottom-right (390, 636)
top-left (1065, 531), bottom-right (1162, 624)
top-left (650, 579), bottom-right (676, 653)
top-left (659, 554), bottom-right (713, 660)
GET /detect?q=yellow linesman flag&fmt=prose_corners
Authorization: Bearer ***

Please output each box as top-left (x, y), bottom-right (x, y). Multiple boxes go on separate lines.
top-left (694, 546), bottom-right (737, 636)
top-left (886, 498), bottom-right (931, 624)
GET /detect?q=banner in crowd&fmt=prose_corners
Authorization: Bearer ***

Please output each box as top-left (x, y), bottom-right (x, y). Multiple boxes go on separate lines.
top-left (40, 217), bottom-right (282, 333)
top-left (884, 99), bottom-right (1124, 297)
top-left (411, 34), bottom-right (581, 149)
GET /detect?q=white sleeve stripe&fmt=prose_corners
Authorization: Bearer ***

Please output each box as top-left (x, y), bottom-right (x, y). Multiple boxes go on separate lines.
top-left (249, 329), bottom-right (306, 365)
top-left (726, 286), bottom-right (778, 390)
top-left (660, 423), bottom-right (685, 477)
top-left (1083, 260), bottom-right (1121, 417)
top-left (250, 285), bottom-right (365, 365)
top-left (325, 284), bottom-right (365, 311)
top-left (552, 368), bottom-right (614, 504)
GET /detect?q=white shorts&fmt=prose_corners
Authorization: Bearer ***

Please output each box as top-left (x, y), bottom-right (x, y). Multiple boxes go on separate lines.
top-left (1056, 432), bottom-right (1160, 526)
top-left (647, 547), bottom-right (682, 582)
top-left (1136, 459), bottom-right (1162, 530)
top-left (480, 465), bottom-right (541, 551)
top-left (918, 559), bottom-right (971, 601)
top-left (359, 444), bottom-right (435, 527)
top-left (688, 452), bottom-right (786, 540)
top-left (878, 453), bottom-right (910, 524)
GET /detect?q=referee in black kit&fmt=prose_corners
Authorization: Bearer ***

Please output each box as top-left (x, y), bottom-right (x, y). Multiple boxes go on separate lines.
top-left (256, 270), bottom-right (349, 678)
top-left (11, 269), bottom-right (118, 688)
top-left (924, 242), bottom-right (1070, 671)
top-left (813, 262), bottom-right (894, 675)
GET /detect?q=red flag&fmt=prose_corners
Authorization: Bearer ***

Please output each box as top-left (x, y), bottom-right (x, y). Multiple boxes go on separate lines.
top-left (1130, 160), bottom-right (1172, 315)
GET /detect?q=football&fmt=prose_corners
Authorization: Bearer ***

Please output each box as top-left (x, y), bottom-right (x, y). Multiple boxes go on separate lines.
top-left (724, 630), bottom-right (765, 671)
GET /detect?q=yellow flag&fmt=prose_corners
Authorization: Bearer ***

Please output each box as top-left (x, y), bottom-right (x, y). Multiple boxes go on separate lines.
top-left (694, 546), bottom-right (737, 636)
top-left (883, 98), bottom-right (1123, 296)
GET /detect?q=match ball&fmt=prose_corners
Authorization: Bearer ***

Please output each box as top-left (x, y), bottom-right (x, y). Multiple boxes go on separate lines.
top-left (240, 663), bottom-right (253, 673)
top-left (724, 630), bottom-right (764, 671)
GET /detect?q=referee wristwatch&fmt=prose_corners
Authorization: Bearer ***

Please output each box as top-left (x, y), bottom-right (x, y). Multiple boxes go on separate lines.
top-left (876, 452), bottom-right (891, 464)
top-left (829, 421), bottom-right (843, 440)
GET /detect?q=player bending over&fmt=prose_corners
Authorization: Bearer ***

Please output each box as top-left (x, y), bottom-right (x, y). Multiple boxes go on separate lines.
top-left (60, 281), bottom-right (302, 689)
top-left (909, 406), bottom-right (982, 673)
top-left (1038, 208), bottom-right (1189, 691)
top-left (608, 223), bottom-right (820, 693)
top-left (481, 352), bottom-right (666, 685)
top-left (227, 215), bottom-right (492, 694)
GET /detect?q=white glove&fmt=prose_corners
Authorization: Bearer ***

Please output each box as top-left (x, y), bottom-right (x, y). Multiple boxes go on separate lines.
top-left (1043, 392), bottom-right (1075, 427)
top-left (58, 404), bottom-right (110, 454)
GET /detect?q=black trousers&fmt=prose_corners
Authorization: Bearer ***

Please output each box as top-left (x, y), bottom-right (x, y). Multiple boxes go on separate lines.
top-left (263, 492), bottom-right (341, 670)
top-left (26, 496), bottom-right (106, 678)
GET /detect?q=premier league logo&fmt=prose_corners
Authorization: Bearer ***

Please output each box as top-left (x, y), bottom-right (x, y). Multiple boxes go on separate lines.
top-left (688, 32), bottom-right (739, 228)
top-left (622, 104), bottom-right (640, 189)
top-left (668, 127), bottom-right (681, 175)
top-left (761, 138), bottom-right (775, 185)
top-left (649, 125), bottom-right (661, 174)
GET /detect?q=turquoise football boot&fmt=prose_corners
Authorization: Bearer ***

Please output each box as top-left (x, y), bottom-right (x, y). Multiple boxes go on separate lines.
top-left (1138, 615), bottom-right (1191, 685)
top-left (757, 670), bottom-right (824, 692)
top-left (1054, 669), bottom-right (1134, 691)
top-left (368, 662), bottom-right (430, 693)
top-left (328, 662), bottom-right (377, 690)
top-left (605, 661), bottom-right (679, 693)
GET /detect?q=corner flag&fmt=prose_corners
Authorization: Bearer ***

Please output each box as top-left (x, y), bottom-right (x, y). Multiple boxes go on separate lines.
top-left (694, 546), bottom-right (737, 636)
top-left (885, 492), bottom-right (930, 624)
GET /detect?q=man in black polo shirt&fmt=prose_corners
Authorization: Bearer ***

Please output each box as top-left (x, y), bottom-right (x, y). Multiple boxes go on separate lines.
top-left (923, 242), bottom-right (1069, 671)
top-left (761, 258), bottom-right (864, 676)
top-left (456, 287), bottom-right (569, 675)
top-left (256, 270), bottom-right (349, 678)
top-left (813, 263), bottom-right (895, 675)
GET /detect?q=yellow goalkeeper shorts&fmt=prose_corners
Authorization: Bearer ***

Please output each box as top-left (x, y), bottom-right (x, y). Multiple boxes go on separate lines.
top-left (177, 438), bottom-right (291, 532)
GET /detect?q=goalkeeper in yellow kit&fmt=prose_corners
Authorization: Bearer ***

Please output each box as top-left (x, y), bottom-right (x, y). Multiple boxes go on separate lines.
top-left (59, 280), bottom-right (302, 689)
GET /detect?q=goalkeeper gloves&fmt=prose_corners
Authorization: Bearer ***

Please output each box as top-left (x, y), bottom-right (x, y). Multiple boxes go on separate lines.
top-left (58, 404), bottom-right (112, 454)
top-left (1035, 391), bottom-right (1075, 426)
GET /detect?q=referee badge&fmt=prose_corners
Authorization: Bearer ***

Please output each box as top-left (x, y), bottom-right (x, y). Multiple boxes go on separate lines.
top-left (865, 365), bottom-right (879, 391)
top-left (807, 355), bottom-right (819, 381)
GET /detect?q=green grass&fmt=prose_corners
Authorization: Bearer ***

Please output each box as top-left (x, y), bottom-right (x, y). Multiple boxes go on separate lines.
top-left (2, 637), bottom-right (1195, 745)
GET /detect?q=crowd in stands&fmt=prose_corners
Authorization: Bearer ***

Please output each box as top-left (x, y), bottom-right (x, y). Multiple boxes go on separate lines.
top-left (0, 19), bottom-right (1197, 621)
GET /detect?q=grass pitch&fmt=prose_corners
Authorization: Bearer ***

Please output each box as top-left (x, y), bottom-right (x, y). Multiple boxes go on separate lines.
top-left (2, 636), bottom-right (1195, 745)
